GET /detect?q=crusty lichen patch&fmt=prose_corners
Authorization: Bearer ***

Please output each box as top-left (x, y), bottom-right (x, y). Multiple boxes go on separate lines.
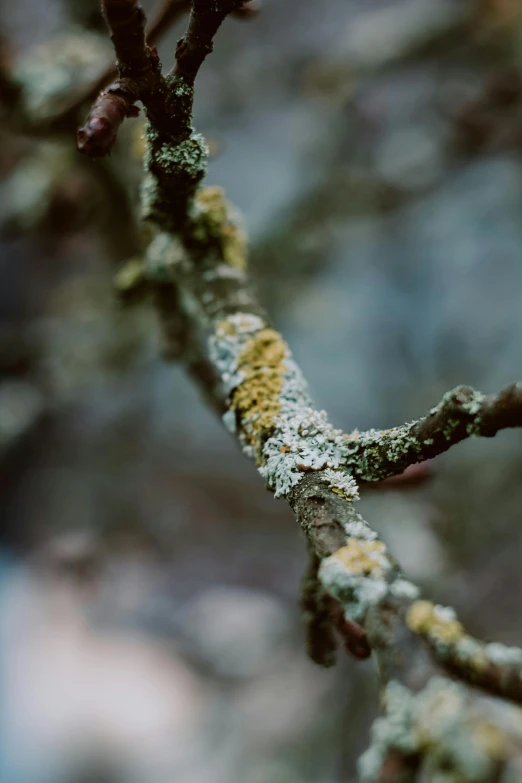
top-left (359, 677), bottom-right (515, 782)
top-left (407, 600), bottom-right (465, 645)
top-left (194, 186), bottom-right (247, 269)
top-left (406, 600), bottom-right (489, 673)
top-left (209, 312), bottom-right (362, 497)
top-left (406, 600), bottom-right (522, 679)
top-left (323, 468), bottom-right (359, 502)
top-left (319, 534), bottom-right (392, 621)
top-left (231, 327), bottom-right (287, 446)
top-left (334, 539), bottom-right (388, 577)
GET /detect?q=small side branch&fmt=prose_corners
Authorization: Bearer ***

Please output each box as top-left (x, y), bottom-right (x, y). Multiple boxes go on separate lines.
top-left (407, 599), bottom-right (522, 706)
top-left (78, 0), bottom-right (168, 155)
top-left (102, 0), bottom-right (153, 75)
top-left (173, 0), bottom-right (245, 83)
top-left (349, 382), bottom-right (522, 482)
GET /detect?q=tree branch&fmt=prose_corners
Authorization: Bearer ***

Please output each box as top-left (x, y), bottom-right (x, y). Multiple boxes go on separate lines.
top-left (78, 1), bottom-right (522, 778)
top-left (347, 382), bottom-right (522, 482)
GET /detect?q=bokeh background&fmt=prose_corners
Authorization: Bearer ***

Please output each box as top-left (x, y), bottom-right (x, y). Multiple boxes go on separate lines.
top-left (1, 0), bottom-right (522, 780)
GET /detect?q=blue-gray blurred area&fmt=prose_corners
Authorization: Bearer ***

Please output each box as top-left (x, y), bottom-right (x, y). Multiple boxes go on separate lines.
top-left (0, 0), bottom-right (522, 780)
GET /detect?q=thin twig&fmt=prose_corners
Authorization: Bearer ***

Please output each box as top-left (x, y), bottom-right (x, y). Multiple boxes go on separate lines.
top-left (57, 0), bottom-right (189, 135)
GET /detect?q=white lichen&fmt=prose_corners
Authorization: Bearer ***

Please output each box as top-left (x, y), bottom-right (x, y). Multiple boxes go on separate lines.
top-left (209, 314), bottom-right (361, 497)
top-left (323, 468), bottom-right (360, 502)
top-left (343, 514), bottom-right (378, 541)
top-left (359, 677), bottom-right (507, 782)
top-left (208, 313), bottom-right (265, 394)
top-left (203, 265), bottom-right (245, 282)
top-left (319, 550), bottom-right (389, 622)
top-left (390, 578), bottom-right (420, 601)
top-left (145, 232), bottom-right (184, 281)
top-left (259, 380), bottom-right (354, 497)
top-left (433, 604), bottom-right (458, 624)
top-left (485, 642), bottom-right (522, 668)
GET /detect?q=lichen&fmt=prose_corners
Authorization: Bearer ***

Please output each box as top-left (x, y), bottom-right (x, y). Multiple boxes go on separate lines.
top-left (194, 186), bottom-right (248, 270)
top-left (319, 539), bottom-right (391, 621)
top-left (345, 423), bottom-right (423, 478)
top-left (209, 313), bottom-right (361, 497)
top-left (114, 258), bottom-right (146, 295)
top-left (141, 125), bottom-right (208, 227)
top-left (342, 515), bottom-right (378, 541)
top-left (406, 600), bottom-right (496, 674)
top-left (154, 134), bottom-right (208, 182)
top-left (359, 677), bottom-right (511, 782)
top-left (260, 401), bottom-right (356, 497)
top-left (358, 680), bottom-right (418, 782)
top-left (231, 328), bottom-right (287, 445)
top-left (407, 600), bottom-right (465, 645)
top-left (334, 539), bottom-right (388, 577)
top-left (323, 468), bottom-right (359, 502)
top-left (485, 642), bottom-right (522, 667)
top-left (145, 232), bottom-right (185, 282)
top-left (209, 313), bottom-right (266, 394)
top-left (390, 578), bottom-right (420, 601)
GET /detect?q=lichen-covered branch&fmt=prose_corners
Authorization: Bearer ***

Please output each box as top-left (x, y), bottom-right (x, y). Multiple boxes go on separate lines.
top-left (347, 382), bottom-right (522, 483)
top-left (77, 1), bottom-right (522, 779)
top-left (407, 599), bottom-right (522, 706)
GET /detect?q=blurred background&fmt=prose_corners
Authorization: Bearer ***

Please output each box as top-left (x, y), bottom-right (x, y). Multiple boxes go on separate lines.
top-left (1, 0), bottom-right (522, 780)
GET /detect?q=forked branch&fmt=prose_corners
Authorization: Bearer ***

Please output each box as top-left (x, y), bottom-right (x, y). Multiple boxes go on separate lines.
top-left (77, 1), bottom-right (522, 779)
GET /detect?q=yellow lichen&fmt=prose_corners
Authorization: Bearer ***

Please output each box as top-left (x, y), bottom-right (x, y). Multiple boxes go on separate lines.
top-left (334, 539), bottom-right (388, 577)
top-left (114, 258), bottom-right (146, 293)
top-left (331, 486), bottom-right (354, 502)
top-left (231, 328), bottom-right (288, 446)
top-left (197, 186), bottom-right (228, 225)
top-left (472, 721), bottom-right (508, 760)
top-left (406, 600), bottom-right (464, 644)
top-left (215, 318), bottom-right (237, 338)
top-left (221, 223), bottom-right (247, 269)
top-left (195, 186), bottom-right (247, 269)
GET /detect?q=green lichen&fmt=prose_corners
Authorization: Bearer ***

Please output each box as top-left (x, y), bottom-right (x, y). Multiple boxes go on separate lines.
top-left (153, 134), bottom-right (208, 181)
top-left (141, 124), bottom-right (209, 229)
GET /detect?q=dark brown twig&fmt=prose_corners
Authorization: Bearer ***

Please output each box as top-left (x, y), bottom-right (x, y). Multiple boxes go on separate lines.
top-left (78, 0), bottom-right (253, 156)
top-left (52, 0), bottom-right (189, 135)
top-left (173, 0), bottom-right (246, 84)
